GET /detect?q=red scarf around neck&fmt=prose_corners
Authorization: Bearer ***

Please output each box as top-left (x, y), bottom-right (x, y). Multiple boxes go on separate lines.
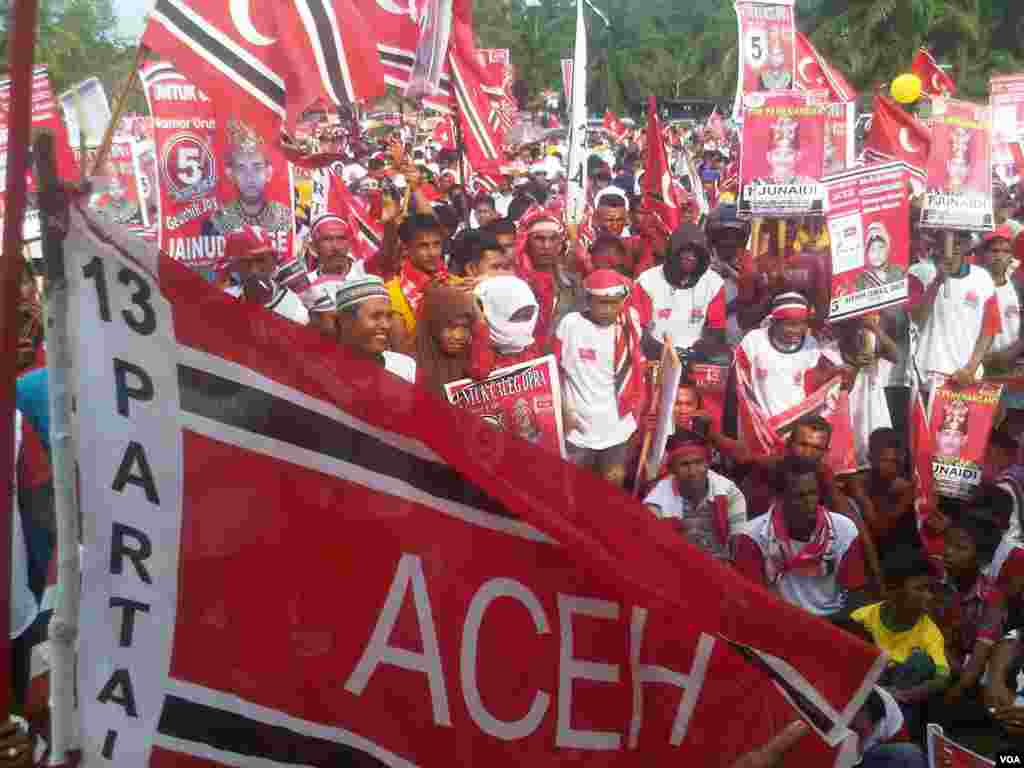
top-left (399, 260), bottom-right (449, 315)
top-left (766, 502), bottom-right (835, 582)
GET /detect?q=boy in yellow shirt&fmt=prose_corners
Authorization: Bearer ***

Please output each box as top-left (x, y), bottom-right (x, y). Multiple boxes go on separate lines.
top-left (853, 551), bottom-right (949, 738)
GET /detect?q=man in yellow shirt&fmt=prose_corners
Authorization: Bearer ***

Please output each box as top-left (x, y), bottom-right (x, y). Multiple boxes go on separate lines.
top-left (853, 551), bottom-right (949, 740)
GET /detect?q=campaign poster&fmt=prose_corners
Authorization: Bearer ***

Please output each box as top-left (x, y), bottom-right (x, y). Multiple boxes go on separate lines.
top-left (60, 77), bottom-right (112, 150)
top-left (824, 101), bottom-right (856, 176)
top-left (921, 98), bottom-right (994, 231)
top-left (927, 377), bottom-right (1003, 500)
top-left (732, 0), bottom-right (796, 118)
top-left (689, 363), bottom-right (728, 435)
top-left (991, 74), bottom-right (1024, 184)
top-left (445, 355), bottom-right (567, 459)
top-left (926, 724), bottom-right (994, 768)
top-left (738, 90), bottom-right (827, 217)
top-left (824, 161), bottom-right (911, 322)
top-left (88, 138), bottom-right (151, 230)
top-left (142, 61), bottom-right (223, 268)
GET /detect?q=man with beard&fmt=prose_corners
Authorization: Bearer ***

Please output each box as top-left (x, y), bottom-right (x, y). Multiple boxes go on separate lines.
top-left (336, 276), bottom-right (417, 383)
top-left (222, 226), bottom-right (308, 325)
top-left (636, 222), bottom-right (728, 362)
top-left (306, 214), bottom-right (366, 282)
top-left (731, 458), bottom-right (867, 619)
top-left (643, 433), bottom-right (746, 561)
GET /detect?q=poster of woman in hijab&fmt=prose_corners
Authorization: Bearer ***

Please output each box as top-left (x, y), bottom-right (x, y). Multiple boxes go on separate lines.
top-left (445, 355), bottom-right (567, 459)
top-left (921, 99), bottom-right (994, 231)
top-left (928, 378), bottom-right (1004, 499)
top-left (738, 91), bottom-right (826, 217)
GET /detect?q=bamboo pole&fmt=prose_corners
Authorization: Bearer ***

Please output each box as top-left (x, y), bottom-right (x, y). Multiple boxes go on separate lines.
top-left (0, 0), bottom-right (42, 721)
top-left (33, 132), bottom-right (80, 765)
top-left (89, 46), bottom-right (147, 178)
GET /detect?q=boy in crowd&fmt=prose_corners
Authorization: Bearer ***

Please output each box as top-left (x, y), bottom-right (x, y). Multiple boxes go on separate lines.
top-left (554, 269), bottom-right (644, 487)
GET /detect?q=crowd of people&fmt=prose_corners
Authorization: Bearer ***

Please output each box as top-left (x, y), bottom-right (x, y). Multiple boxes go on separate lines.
top-left (12, 108), bottom-right (1024, 765)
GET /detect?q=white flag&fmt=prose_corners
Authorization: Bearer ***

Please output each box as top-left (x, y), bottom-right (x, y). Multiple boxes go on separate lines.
top-left (566, 0), bottom-right (589, 225)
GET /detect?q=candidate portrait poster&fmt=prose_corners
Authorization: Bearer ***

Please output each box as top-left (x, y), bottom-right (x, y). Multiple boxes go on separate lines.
top-left (445, 355), bottom-right (567, 459)
top-left (732, 0), bottom-right (796, 118)
top-left (738, 90), bottom-right (827, 217)
top-left (921, 98), bottom-right (994, 231)
top-left (824, 161), bottom-right (911, 322)
top-left (991, 73), bottom-right (1024, 184)
top-left (88, 138), bottom-right (152, 231)
top-left (824, 101), bottom-right (856, 176)
top-left (927, 377), bottom-right (1003, 500)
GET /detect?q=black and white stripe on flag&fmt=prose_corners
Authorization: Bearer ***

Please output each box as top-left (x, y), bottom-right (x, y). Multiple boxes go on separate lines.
top-left (293, 0), bottom-right (355, 106)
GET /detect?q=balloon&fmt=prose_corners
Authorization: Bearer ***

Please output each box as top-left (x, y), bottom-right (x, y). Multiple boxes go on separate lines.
top-left (891, 73), bottom-right (923, 104)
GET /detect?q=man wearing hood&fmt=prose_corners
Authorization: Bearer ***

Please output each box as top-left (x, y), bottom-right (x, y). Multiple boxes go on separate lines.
top-left (635, 222), bottom-right (728, 362)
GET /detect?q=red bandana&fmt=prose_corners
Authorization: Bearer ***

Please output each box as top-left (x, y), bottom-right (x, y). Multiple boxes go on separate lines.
top-left (398, 260), bottom-right (449, 315)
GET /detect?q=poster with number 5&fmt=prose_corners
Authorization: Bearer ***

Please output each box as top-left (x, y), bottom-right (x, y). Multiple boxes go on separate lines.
top-left (732, 0), bottom-right (796, 118)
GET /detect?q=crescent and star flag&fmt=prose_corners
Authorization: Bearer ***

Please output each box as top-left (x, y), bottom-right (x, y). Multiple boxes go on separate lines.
top-left (864, 94), bottom-right (931, 176)
top-left (641, 96), bottom-right (681, 235)
top-left (565, 0), bottom-right (589, 226)
top-left (432, 116), bottom-right (456, 150)
top-left (477, 49), bottom-right (517, 135)
top-left (603, 111), bottom-right (628, 143)
top-left (68, 200), bottom-right (883, 767)
top-left (913, 48), bottom-right (956, 98)
top-left (794, 31), bottom-right (856, 103)
top-left (142, 0), bottom-right (386, 139)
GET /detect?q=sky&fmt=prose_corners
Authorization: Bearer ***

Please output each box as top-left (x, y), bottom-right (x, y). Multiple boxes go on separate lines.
top-left (113, 0), bottom-right (156, 41)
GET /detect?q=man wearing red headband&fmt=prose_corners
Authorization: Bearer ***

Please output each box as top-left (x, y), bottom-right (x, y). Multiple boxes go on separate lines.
top-left (222, 225), bottom-right (308, 325)
top-left (516, 208), bottom-right (568, 347)
top-left (307, 214), bottom-right (366, 282)
top-left (731, 458), bottom-right (867, 619)
top-left (643, 434), bottom-right (746, 561)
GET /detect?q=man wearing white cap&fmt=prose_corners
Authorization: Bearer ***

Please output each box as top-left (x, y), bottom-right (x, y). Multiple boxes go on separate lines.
top-left (335, 276), bottom-right (417, 383)
top-left (554, 269), bottom-right (644, 487)
top-left (300, 275), bottom-right (345, 337)
top-left (306, 214), bottom-right (367, 282)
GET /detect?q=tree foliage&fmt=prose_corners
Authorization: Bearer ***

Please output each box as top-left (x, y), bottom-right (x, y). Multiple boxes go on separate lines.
top-left (474, 0), bottom-right (1024, 116)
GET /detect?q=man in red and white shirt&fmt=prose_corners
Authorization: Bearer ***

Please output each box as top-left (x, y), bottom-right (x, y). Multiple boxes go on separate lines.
top-left (636, 222), bottom-right (726, 359)
top-left (554, 269), bottom-right (644, 487)
top-left (733, 291), bottom-right (842, 420)
top-left (731, 459), bottom-right (867, 617)
top-left (981, 226), bottom-right (1024, 375)
top-left (644, 434), bottom-right (746, 561)
top-left (909, 233), bottom-right (1001, 386)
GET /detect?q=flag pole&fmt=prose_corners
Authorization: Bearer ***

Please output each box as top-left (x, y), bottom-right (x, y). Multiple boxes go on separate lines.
top-left (0, 0), bottom-right (41, 722)
top-left (453, 105), bottom-right (470, 229)
top-left (33, 131), bottom-right (81, 766)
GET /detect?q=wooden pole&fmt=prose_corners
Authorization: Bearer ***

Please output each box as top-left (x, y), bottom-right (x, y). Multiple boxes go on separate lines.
top-left (89, 46), bottom-right (146, 177)
top-left (0, 0), bottom-right (42, 721)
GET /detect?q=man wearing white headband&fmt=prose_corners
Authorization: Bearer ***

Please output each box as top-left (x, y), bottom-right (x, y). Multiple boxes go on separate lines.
top-left (733, 291), bottom-right (848, 420)
top-left (335, 276), bottom-right (416, 383)
top-left (554, 269), bottom-right (644, 487)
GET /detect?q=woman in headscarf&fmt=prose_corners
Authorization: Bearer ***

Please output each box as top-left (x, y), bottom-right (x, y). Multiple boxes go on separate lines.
top-left (415, 283), bottom-right (477, 397)
top-left (468, 275), bottom-right (541, 380)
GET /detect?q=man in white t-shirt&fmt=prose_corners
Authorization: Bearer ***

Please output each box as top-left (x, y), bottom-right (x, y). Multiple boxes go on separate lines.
top-left (733, 291), bottom-right (847, 420)
top-left (555, 269), bottom-right (644, 487)
top-left (644, 434), bottom-right (746, 561)
top-left (731, 459), bottom-right (867, 617)
top-left (908, 233), bottom-right (1001, 386)
top-left (981, 226), bottom-right (1024, 375)
top-left (637, 222), bottom-right (727, 359)
top-left (222, 226), bottom-right (309, 326)
top-left (335, 276), bottom-right (416, 383)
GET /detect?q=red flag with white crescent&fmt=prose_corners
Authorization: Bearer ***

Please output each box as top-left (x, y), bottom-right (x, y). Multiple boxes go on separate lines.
top-left (864, 94), bottom-right (932, 174)
top-left (794, 31), bottom-right (856, 103)
top-left (432, 116), bottom-right (456, 150)
top-left (913, 48), bottom-right (956, 98)
top-left (143, 0), bottom-right (386, 138)
top-left (642, 96), bottom-right (680, 234)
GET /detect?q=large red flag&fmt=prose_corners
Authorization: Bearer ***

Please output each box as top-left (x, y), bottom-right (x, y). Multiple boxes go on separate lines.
top-left (432, 116), bottom-right (456, 150)
top-left (69, 202), bottom-right (883, 767)
top-left (142, 0), bottom-right (386, 138)
top-left (641, 96), bottom-right (680, 234)
top-left (913, 48), bottom-right (956, 98)
top-left (864, 94), bottom-right (932, 172)
top-left (603, 110), bottom-right (628, 143)
top-left (794, 31), bottom-right (857, 103)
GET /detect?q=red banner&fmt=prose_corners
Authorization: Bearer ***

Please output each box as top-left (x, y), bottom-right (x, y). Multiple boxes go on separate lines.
top-left (69, 201), bottom-right (884, 768)
top-left (824, 161), bottom-right (911, 322)
top-left (446, 355), bottom-right (567, 459)
top-left (142, 60), bottom-right (295, 268)
top-left (824, 101), bottom-right (855, 176)
top-left (733, 0), bottom-right (796, 116)
top-left (927, 376), bottom-right (1003, 500)
top-left (738, 90), bottom-right (826, 217)
top-left (89, 138), bottom-right (154, 231)
top-left (921, 98), bottom-right (994, 231)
